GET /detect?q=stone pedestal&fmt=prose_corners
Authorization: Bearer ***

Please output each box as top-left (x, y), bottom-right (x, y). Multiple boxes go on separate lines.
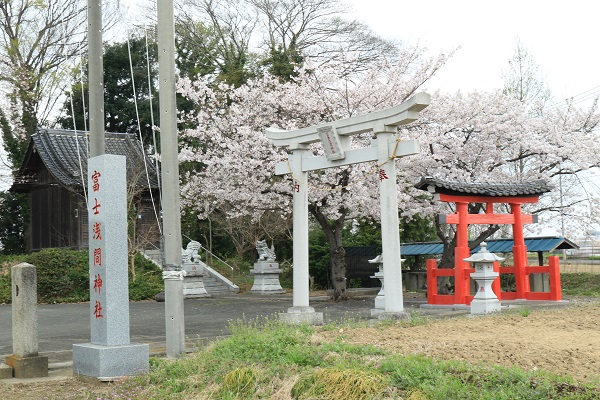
top-left (0, 363), bottom-right (12, 380)
top-left (6, 355), bottom-right (48, 379)
top-left (370, 260), bottom-right (385, 317)
top-left (279, 306), bottom-right (323, 325)
top-left (73, 343), bottom-right (149, 380)
top-left (377, 311), bottom-right (411, 320)
top-left (530, 273), bottom-right (549, 292)
top-left (250, 261), bottom-right (285, 294)
top-left (182, 263), bottom-right (209, 298)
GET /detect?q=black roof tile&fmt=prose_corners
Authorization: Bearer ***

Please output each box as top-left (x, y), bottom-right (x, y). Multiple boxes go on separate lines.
top-left (12, 129), bottom-right (159, 191)
top-left (415, 176), bottom-right (553, 197)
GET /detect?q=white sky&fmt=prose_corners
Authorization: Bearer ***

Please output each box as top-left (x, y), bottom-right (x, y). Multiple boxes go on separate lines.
top-left (347, 0), bottom-right (600, 102)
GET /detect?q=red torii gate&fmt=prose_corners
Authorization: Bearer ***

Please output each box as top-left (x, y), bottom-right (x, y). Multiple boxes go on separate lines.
top-left (416, 177), bottom-right (561, 305)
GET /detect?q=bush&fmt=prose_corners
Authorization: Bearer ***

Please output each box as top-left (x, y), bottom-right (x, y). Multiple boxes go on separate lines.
top-left (561, 273), bottom-right (600, 297)
top-left (129, 253), bottom-right (163, 300)
top-left (0, 249), bottom-right (163, 303)
top-left (25, 248), bottom-right (90, 303)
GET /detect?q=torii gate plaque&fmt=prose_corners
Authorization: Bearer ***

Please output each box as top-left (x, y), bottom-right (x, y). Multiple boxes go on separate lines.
top-left (266, 92), bottom-right (430, 322)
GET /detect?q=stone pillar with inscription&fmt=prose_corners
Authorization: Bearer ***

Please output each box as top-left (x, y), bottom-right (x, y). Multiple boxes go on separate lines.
top-left (5, 263), bottom-right (48, 378)
top-left (73, 154), bottom-right (149, 379)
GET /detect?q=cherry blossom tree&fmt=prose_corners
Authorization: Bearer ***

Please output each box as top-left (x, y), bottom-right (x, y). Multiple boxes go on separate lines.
top-left (402, 91), bottom-right (600, 268)
top-left (179, 48), bottom-right (600, 299)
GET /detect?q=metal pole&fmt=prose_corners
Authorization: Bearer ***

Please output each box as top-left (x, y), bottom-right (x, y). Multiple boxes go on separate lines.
top-left (157, 0), bottom-right (185, 357)
top-left (88, 0), bottom-right (104, 156)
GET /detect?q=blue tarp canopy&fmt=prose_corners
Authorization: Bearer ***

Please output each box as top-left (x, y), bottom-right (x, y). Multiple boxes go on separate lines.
top-left (400, 236), bottom-right (579, 256)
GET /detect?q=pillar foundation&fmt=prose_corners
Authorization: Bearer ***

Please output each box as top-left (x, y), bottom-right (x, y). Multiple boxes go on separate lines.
top-left (73, 343), bottom-right (149, 380)
top-left (5, 355), bottom-right (48, 379)
top-left (279, 306), bottom-right (323, 325)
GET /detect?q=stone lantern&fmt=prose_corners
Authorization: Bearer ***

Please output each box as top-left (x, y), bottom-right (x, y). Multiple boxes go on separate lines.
top-left (369, 254), bottom-right (405, 317)
top-left (463, 242), bottom-right (503, 315)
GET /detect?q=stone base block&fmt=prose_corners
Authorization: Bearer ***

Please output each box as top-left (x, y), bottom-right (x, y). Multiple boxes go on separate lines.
top-left (0, 363), bottom-right (13, 379)
top-left (374, 295), bottom-right (385, 310)
top-left (370, 308), bottom-right (385, 318)
top-left (183, 288), bottom-right (210, 298)
top-left (279, 306), bottom-right (323, 325)
top-left (250, 272), bottom-right (284, 294)
top-left (6, 355), bottom-right (48, 379)
top-left (470, 299), bottom-right (502, 315)
top-left (73, 342), bottom-right (149, 380)
top-left (377, 311), bottom-right (411, 320)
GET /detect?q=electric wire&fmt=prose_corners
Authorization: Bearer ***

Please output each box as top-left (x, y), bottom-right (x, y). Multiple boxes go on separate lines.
top-left (69, 92), bottom-right (89, 208)
top-left (127, 33), bottom-right (163, 235)
top-left (144, 25), bottom-right (163, 212)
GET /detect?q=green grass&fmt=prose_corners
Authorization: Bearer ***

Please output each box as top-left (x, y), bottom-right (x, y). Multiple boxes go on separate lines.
top-left (561, 273), bottom-right (600, 297)
top-left (86, 317), bottom-right (600, 400)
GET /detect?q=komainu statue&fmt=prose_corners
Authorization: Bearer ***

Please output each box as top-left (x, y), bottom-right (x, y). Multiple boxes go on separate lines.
top-left (256, 240), bottom-right (276, 262)
top-left (182, 240), bottom-right (202, 264)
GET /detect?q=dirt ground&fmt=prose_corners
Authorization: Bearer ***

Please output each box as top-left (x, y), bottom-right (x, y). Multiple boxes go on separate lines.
top-left (315, 298), bottom-right (600, 382)
top-left (2, 298), bottom-right (600, 399)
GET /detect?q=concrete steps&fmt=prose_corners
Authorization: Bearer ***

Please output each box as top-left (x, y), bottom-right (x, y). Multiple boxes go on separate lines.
top-left (141, 249), bottom-right (240, 296)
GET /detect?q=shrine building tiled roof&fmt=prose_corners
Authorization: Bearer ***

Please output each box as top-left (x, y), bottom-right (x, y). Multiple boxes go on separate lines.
top-left (415, 176), bottom-right (553, 198)
top-left (11, 129), bottom-right (159, 192)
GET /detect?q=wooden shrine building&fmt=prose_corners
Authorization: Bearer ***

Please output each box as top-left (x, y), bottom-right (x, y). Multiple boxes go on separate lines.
top-left (415, 177), bottom-right (561, 305)
top-left (11, 129), bottom-right (160, 252)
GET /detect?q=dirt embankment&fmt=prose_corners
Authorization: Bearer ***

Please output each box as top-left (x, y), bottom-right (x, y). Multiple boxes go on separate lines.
top-left (315, 301), bottom-right (600, 381)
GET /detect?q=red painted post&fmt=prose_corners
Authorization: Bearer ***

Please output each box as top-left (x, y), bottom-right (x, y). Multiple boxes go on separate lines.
top-left (510, 203), bottom-right (529, 299)
top-left (454, 202), bottom-right (470, 304)
top-left (426, 259), bottom-right (437, 304)
top-left (548, 256), bottom-right (562, 301)
top-left (492, 261), bottom-right (501, 298)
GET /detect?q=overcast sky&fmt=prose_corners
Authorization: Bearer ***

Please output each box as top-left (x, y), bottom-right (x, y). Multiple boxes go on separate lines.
top-left (347, 0), bottom-right (600, 104)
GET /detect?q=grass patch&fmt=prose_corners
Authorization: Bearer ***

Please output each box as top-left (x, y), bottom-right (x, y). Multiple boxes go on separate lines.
top-left (561, 273), bottom-right (600, 297)
top-left (380, 355), bottom-right (599, 399)
top-left (84, 315), bottom-right (600, 399)
top-left (291, 368), bottom-right (385, 399)
top-left (519, 307), bottom-right (532, 317)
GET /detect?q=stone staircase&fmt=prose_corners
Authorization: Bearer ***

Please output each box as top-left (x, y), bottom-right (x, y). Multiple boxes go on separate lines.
top-left (141, 249), bottom-right (240, 296)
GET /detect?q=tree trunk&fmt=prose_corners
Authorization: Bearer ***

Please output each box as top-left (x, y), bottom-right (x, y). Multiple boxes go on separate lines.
top-left (310, 206), bottom-right (347, 301)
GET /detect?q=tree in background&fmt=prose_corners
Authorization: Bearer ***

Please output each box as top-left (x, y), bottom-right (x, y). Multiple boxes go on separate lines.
top-left (179, 46), bottom-right (450, 300)
top-left (0, 0), bottom-right (91, 254)
top-left (406, 90), bottom-right (600, 268)
top-left (176, 0), bottom-right (258, 86)
top-left (179, 41), bottom-right (600, 298)
top-left (59, 33), bottom-right (159, 145)
top-left (0, 0), bottom-right (87, 165)
top-left (176, 0), bottom-right (398, 84)
top-left (502, 39), bottom-right (551, 110)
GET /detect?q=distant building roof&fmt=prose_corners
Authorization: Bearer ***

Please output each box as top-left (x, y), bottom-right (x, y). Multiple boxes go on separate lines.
top-left (415, 176), bottom-right (553, 198)
top-left (400, 236), bottom-right (579, 256)
top-left (11, 129), bottom-right (159, 192)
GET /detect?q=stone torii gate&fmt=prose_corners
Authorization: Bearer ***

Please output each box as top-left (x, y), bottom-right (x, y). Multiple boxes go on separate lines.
top-left (266, 92), bottom-right (430, 323)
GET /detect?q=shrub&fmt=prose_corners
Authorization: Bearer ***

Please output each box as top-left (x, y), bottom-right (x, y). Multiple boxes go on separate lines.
top-left (0, 249), bottom-right (163, 303)
top-left (129, 253), bottom-right (163, 300)
top-left (25, 248), bottom-right (89, 303)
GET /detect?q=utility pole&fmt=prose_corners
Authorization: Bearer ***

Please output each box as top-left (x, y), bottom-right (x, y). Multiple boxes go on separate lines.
top-left (157, 0), bottom-right (185, 357)
top-left (88, 0), bottom-right (104, 156)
